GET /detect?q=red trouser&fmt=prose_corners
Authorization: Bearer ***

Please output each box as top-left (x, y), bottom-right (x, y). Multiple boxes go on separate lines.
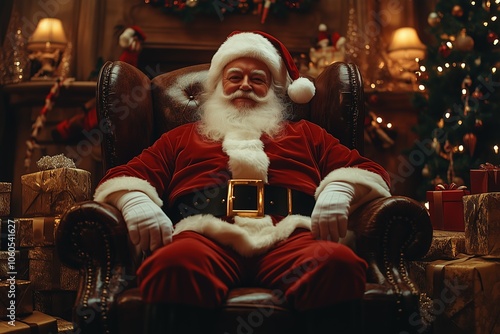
top-left (137, 229), bottom-right (367, 311)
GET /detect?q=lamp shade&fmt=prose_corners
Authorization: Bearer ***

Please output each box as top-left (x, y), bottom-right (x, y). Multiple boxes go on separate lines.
top-left (27, 18), bottom-right (67, 52)
top-left (388, 27), bottom-right (426, 61)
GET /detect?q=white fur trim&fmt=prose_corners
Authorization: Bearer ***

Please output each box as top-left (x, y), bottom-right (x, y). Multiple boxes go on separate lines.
top-left (174, 214), bottom-right (311, 257)
top-left (206, 32), bottom-right (290, 95)
top-left (287, 77), bottom-right (316, 104)
top-left (315, 167), bottom-right (390, 212)
top-left (119, 28), bottom-right (135, 48)
top-left (222, 137), bottom-right (269, 182)
top-left (94, 176), bottom-right (163, 207)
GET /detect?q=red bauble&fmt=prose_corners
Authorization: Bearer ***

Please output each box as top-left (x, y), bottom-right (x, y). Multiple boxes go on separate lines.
top-left (439, 44), bottom-right (452, 57)
top-left (463, 133), bottom-right (477, 157)
top-left (487, 31), bottom-right (499, 45)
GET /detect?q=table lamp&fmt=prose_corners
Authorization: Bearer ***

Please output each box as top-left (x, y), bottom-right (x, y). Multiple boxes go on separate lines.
top-left (27, 18), bottom-right (68, 79)
top-left (387, 27), bottom-right (426, 84)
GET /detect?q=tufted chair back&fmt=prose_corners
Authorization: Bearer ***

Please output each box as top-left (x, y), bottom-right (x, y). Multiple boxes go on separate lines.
top-left (97, 61), bottom-right (365, 173)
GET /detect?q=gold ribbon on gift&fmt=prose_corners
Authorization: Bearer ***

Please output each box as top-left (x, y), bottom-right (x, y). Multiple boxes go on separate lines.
top-left (430, 183), bottom-right (468, 229)
top-left (22, 168), bottom-right (91, 215)
top-left (479, 162), bottom-right (500, 190)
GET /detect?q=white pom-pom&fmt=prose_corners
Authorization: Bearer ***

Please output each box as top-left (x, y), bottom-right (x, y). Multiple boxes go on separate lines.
top-left (119, 28), bottom-right (135, 48)
top-left (287, 77), bottom-right (315, 104)
top-left (318, 23), bottom-right (327, 32)
top-left (335, 36), bottom-right (347, 50)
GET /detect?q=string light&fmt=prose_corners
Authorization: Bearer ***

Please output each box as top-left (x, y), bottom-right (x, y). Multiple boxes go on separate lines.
top-left (494, 145), bottom-right (499, 154)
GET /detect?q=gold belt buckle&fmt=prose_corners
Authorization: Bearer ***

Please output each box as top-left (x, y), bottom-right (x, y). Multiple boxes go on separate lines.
top-left (227, 179), bottom-right (265, 217)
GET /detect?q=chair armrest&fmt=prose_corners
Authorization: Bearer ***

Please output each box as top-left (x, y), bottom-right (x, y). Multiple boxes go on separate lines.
top-left (55, 201), bottom-right (138, 334)
top-left (349, 196), bottom-right (433, 292)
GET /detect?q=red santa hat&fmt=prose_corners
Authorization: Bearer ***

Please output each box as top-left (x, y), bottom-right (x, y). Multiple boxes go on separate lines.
top-left (206, 31), bottom-right (316, 104)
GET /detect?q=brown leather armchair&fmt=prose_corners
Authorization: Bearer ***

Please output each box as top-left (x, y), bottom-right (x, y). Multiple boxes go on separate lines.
top-left (56, 60), bottom-right (433, 334)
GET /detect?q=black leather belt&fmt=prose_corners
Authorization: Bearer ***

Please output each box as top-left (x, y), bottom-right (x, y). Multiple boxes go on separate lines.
top-left (168, 179), bottom-right (315, 223)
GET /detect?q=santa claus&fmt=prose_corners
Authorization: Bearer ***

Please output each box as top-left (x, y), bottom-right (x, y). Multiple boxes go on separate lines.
top-left (94, 31), bottom-right (391, 333)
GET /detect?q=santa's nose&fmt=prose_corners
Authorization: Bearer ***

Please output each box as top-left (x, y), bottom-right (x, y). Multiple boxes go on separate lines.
top-left (239, 76), bottom-right (252, 91)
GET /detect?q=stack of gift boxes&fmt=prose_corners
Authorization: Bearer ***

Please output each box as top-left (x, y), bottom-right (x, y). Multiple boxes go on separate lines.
top-left (409, 164), bottom-right (500, 334)
top-left (1, 155), bottom-right (91, 333)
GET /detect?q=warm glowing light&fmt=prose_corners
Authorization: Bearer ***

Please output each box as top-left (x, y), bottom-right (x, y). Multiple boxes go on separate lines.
top-left (418, 84), bottom-right (425, 91)
top-left (484, 21), bottom-right (489, 27)
top-left (492, 16), bottom-right (498, 21)
top-left (424, 202), bottom-right (429, 210)
top-left (376, 117), bottom-right (383, 124)
top-left (461, 63), bottom-right (466, 69)
top-left (446, 41), bottom-right (453, 48)
top-left (458, 145), bottom-right (464, 152)
top-left (437, 66), bottom-right (443, 72)
top-left (493, 67), bottom-right (497, 73)
top-left (445, 112), bottom-right (451, 118)
top-left (462, 88), bottom-right (467, 95)
top-left (445, 63), bottom-right (450, 68)
top-left (387, 123), bottom-right (393, 128)
top-left (420, 65), bottom-right (426, 71)
top-left (494, 145), bottom-right (499, 154)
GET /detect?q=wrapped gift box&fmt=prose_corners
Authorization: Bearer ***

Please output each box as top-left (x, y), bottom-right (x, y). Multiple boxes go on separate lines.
top-left (422, 230), bottom-right (466, 260)
top-left (28, 247), bottom-right (78, 291)
top-left (470, 165), bottom-right (500, 194)
top-left (0, 320), bottom-right (30, 333)
top-left (426, 188), bottom-right (470, 231)
top-left (54, 317), bottom-right (74, 333)
top-left (426, 256), bottom-right (500, 334)
top-left (21, 167), bottom-right (91, 217)
top-left (0, 250), bottom-right (29, 280)
top-left (16, 311), bottom-right (58, 334)
top-left (18, 217), bottom-right (58, 248)
top-left (0, 280), bottom-right (33, 318)
top-left (463, 193), bottom-right (500, 256)
top-left (0, 182), bottom-right (11, 217)
top-left (1, 219), bottom-right (20, 251)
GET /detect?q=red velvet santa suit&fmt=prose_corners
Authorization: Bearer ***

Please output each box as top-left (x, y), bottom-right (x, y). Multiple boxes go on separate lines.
top-left (94, 119), bottom-right (391, 310)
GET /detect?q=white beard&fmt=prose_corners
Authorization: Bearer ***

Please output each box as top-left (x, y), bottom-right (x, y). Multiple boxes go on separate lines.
top-left (197, 82), bottom-right (288, 142)
top-left (197, 82), bottom-right (289, 182)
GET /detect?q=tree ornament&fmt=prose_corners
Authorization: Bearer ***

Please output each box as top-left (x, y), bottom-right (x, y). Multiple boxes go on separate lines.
top-left (422, 164), bottom-right (430, 177)
top-left (483, 0), bottom-right (492, 12)
top-left (463, 133), bottom-right (477, 156)
top-left (185, 0), bottom-right (197, 7)
top-left (428, 12), bottom-right (441, 27)
top-left (472, 87), bottom-right (483, 99)
top-left (487, 31), bottom-right (499, 45)
top-left (452, 5), bottom-right (464, 17)
top-left (455, 29), bottom-right (474, 51)
top-left (475, 118), bottom-right (483, 128)
top-left (438, 43), bottom-right (452, 57)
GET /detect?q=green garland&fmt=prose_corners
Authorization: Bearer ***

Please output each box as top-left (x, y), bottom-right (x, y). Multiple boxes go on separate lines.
top-left (146, 0), bottom-right (317, 22)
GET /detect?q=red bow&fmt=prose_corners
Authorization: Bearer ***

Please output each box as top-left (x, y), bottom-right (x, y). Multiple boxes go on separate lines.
top-left (434, 183), bottom-right (468, 190)
top-left (479, 162), bottom-right (500, 170)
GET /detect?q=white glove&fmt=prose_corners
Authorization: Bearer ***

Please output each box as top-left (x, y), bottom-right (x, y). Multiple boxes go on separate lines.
top-left (311, 181), bottom-right (355, 242)
top-left (109, 191), bottom-right (173, 252)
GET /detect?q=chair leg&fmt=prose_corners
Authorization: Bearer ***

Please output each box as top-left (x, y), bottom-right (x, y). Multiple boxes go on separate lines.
top-left (303, 299), bottom-right (364, 334)
top-left (143, 303), bottom-right (217, 334)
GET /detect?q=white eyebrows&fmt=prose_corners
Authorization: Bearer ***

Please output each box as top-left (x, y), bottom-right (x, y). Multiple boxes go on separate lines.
top-left (226, 68), bottom-right (268, 78)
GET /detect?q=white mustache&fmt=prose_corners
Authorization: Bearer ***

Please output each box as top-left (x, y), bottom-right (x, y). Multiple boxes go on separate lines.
top-left (224, 90), bottom-right (268, 103)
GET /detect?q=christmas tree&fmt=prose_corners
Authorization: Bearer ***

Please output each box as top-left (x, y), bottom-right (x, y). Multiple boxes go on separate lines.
top-left (412, 0), bottom-right (500, 200)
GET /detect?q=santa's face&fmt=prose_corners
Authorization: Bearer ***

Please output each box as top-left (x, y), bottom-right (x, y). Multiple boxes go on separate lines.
top-left (221, 57), bottom-right (272, 110)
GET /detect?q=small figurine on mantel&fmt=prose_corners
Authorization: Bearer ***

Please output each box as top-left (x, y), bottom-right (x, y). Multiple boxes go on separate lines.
top-left (308, 23), bottom-right (346, 77)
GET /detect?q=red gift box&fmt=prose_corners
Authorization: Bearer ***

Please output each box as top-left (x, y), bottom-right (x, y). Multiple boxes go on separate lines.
top-left (470, 163), bottom-right (500, 194)
top-left (426, 184), bottom-right (470, 231)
